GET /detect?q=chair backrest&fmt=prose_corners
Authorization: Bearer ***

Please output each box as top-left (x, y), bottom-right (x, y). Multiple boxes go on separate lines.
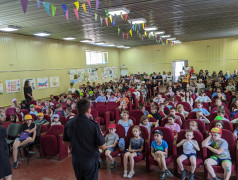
top-left (29, 100), bottom-right (37, 105)
top-left (40, 124), bottom-right (49, 133)
top-left (21, 109), bottom-right (29, 115)
top-left (35, 108), bottom-right (41, 113)
top-left (208, 120), bottom-right (233, 132)
top-left (187, 112), bottom-right (197, 119)
top-left (6, 107), bottom-right (16, 115)
top-left (47, 125), bottom-right (64, 136)
top-left (211, 107), bottom-right (230, 116)
top-left (44, 115), bottom-right (51, 122)
top-left (30, 114), bottom-right (37, 121)
top-left (53, 96), bottom-right (59, 101)
top-left (176, 130), bottom-right (204, 158)
top-left (7, 123), bottom-right (22, 137)
top-left (95, 102), bottom-right (106, 108)
top-left (35, 124), bottom-right (42, 140)
top-left (193, 102), bottom-right (209, 111)
top-left (96, 106), bottom-right (109, 116)
top-left (150, 127), bottom-right (174, 157)
top-left (177, 102), bottom-right (191, 112)
top-left (175, 113), bottom-right (185, 124)
top-left (91, 109), bottom-right (99, 118)
top-left (129, 116), bottom-right (137, 125)
top-left (161, 117), bottom-right (182, 127)
top-left (59, 116), bottom-right (67, 126)
top-left (184, 119), bottom-right (206, 135)
top-left (72, 109), bottom-right (78, 115)
top-left (52, 101), bottom-right (59, 106)
top-left (129, 110), bottom-right (144, 125)
top-left (106, 102), bottom-right (119, 109)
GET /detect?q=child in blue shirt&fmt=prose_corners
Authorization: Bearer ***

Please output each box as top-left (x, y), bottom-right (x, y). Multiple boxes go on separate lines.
top-left (95, 92), bottom-right (107, 103)
top-left (192, 101), bottom-right (210, 116)
top-left (29, 104), bottom-right (38, 116)
top-left (151, 129), bottom-right (173, 180)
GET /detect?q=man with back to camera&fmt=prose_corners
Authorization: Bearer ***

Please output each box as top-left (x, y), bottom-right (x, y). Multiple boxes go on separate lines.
top-left (63, 99), bottom-right (106, 180)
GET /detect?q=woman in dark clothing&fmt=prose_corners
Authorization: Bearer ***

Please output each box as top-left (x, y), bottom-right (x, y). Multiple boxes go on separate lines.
top-left (24, 80), bottom-right (33, 104)
top-left (0, 125), bottom-right (12, 180)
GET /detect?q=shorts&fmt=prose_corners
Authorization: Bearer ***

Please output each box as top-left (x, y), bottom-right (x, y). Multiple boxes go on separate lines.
top-left (210, 156), bottom-right (232, 166)
top-left (125, 149), bottom-right (142, 156)
top-left (183, 153), bottom-right (197, 158)
top-left (105, 147), bottom-right (115, 153)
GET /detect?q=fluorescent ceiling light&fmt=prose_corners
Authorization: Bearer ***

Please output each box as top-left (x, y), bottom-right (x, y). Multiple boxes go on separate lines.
top-left (123, 46), bottom-right (130, 49)
top-left (94, 41), bottom-right (105, 45)
top-left (155, 31), bottom-right (165, 35)
top-left (167, 37), bottom-right (176, 41)
top-left (107, 44), bottom-right (116, 47)
top-left (161, 34), bottom-right (171, 38)
top-left (144, 26), bottom-right (158, 31)
top-left (0, 25), bottom-right (19, 32)
top-left (108, 7), bottom-right (130, 15)
top-left (62, 37), bottom-right (76, 41)
top-left (34, 32), bottom-right (51, 37)
top-left (80, 39), bottom-right (92, 43)
top-left (173, 40), bottom-right (182, 44)
top-left (128, 18), bottom-right (146, 24)
top-left (117, 46), bottom-right (125, 48)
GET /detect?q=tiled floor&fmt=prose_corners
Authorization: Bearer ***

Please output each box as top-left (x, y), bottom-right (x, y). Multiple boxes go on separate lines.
top-left (11, 154), bottom-right (236, 180)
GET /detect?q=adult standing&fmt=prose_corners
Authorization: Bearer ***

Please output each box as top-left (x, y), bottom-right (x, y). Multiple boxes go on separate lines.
top-left (63, 99), bottom-right (106, 180)
top-left (24, 80), bottom-right (33, 105)
top-left (0, 125), bottom-right (12, 180)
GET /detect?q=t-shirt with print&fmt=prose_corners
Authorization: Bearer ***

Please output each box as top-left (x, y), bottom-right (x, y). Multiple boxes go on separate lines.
top-left (129, 137), bottom-right (144, 150)
top-left (208, 138), bottom-right (231, 160)
top-left (180, 139), bottom-right (199, 154)
top-left (120, 98), bottom-right (129, 105)
top-left (105, 133), bottom-right (119, 147)
top-left (151, 140), bottom-right (168, 152)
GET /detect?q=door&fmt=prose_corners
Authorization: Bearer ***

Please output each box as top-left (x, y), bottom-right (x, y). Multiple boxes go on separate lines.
top-left (173, 61), bottom-right (186, 83)
top-left (120, 68), bottom-right (128, 76)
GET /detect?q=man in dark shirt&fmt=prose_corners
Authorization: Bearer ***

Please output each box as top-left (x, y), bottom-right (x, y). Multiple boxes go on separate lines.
top-left (63, 99), bottom-right (106, 180)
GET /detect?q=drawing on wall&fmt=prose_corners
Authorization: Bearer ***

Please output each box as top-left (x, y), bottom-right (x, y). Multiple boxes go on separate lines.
top-left (6, 79), bottom-right (21, 93)
top-left (103, 67), bottom-right (117, 79)
top-left (50, 77), bottom-right (60, 87)
top-left (37, 77), bottom-right (49, 89)
top-left (23, 78), bottom-right (36, 90)
top-left (69, 68), bottom-right (98, 83)
top-left (0, 80), bottom-right (3, 94)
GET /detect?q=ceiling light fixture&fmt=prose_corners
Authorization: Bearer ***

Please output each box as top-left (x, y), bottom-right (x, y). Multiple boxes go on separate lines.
top-left (144, 26), bottom-right (158, 31)
top-left (117, 46), bottom-right (125, 48)
top-left (80, 39), bottom-right (92, 43)
top-left (34, 32), bottom-right (51, 37)
top-left (62, 37), bottom-right (76, 41)
top-left (167, 37), bottom-right (176, 41)
top-left (108, 7), bottom-right (130, 16)
top-left (107, 44), bottom-right (116, 47)
top-left (161, 34), bottom-right (171, 38)
top-left (173, 40), bottom-right (182, 44)
top-left (128, 18), bottom-right (146, 24)
top-left (123, 46), bottom-right (130, 49)
top-left (155, 31), bottom-right (165, 35)
top-left (0, 25), bottom-right (19, 32)
top-left (94, 41), bottom-right (106, 45)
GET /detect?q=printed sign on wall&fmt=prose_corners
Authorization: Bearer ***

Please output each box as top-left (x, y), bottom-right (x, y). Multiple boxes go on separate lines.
top-left (37, 77), bottom-right (49, 89)
top-left (6, 79), bottom-right (21, 93)
top-left (50, 77), bottom-right (60, 87)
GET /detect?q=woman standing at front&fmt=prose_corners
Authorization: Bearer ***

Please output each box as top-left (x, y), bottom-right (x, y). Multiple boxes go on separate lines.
top-left (24, 80), bottom-right (33, 106)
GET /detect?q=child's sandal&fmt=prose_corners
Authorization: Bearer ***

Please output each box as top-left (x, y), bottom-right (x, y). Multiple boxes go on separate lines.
top-left (127, 171), bottom-right (135, 179)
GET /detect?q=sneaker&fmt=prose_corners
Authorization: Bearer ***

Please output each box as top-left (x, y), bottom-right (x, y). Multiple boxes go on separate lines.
top-left (123, 171), bottom-right (128, 178)
top-left (99, 159), bottom-right (104, 169)
top-left (213, 177), bottom-right (221, 180)
top-left (13, 161), bottom-right (19, 169)
top-left (127, 171), bottom-right (135, 179)
top-left (110, 162), bottom-right (115, 169)
top-left (181, 170), bottom-right (186, 180)
top-left (160, 172), bottom-right (166, 180)
top-left (165, 169), bottom-right (173, 178)
top-left (189, 173), bottom-right (194, 180)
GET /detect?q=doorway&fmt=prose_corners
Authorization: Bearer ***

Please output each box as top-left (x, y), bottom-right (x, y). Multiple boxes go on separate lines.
top-left (173, 60), bottom-right (187, 83)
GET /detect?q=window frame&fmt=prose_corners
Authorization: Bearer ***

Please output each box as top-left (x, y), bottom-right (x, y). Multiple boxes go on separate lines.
top-left (86, 50), bottom-right (108, 65)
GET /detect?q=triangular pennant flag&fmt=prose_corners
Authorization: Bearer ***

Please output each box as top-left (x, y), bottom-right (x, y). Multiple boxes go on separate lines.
top-left (21, 0), bottom-right (28, 14)
top-left (112, 20), bottom-right (115, 26)
top-left (132, 25), bottom-right (135, 31)
top-left (125, 13), bottom-right (128, 21)
top-left (105, 18), bottom-right (108, 26)
top-left (142, 23), bottom-right (145, 29)
top-left (87, 0), bottom-right (91, 8)
top-left (138, 24), bottom-right (141, 31)
top-left (82, 3), bottom-right (87, 13)
top-left (127, 33), bottom-right (129, 40)
top-left (120, 12), bottom-right (124, 20)
top-left (37, 0), bottom-right (43, 8)
top-left (114, 14), bottom-right (117, 20)
top-left (137, 30), bottom-right (139, 36)
top-left (61, 4), bottom-right (67, 15)
top-left (122, 32), bottom-right (124, 40)
top-left (51, 4), bottom-right (56, 16)
top-left (166, 40), bottom-right (168, 44)
top-left (109, 15), bottom-right (112, 23)
top-left (95, 13), bottom-right (98, 22)
top-left (65, 10), bottom-right (68, 21)
top-left (100, 17), bottom-right (103, 26)
top-left (96, 0), bottom-right (99, 10)
top-left (144, 31), bottom-right (147, 36)
top-left (145, 24), bottom-right (147, 28)
top-left (43, 2), bottom-right (51, 16)
top-left (105, 9), bottom-right (109, 17)
top-left (74, 1), bottom-right (79, 11)
top-left (135, 24), bottom-right (137, 31)
top-left (74, 9), bottom-right (79, 20)
top-left (118, 27), bottom-right (120, 35)
top-left (130, 29), bottom-right (132, 37)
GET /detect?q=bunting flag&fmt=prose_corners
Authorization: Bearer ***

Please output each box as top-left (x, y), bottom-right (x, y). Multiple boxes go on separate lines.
top-left (135, 24), bottom-right (137, 31)
top-left (21, 0), bottom-right (28, 14)
top-left (82, 3), bottom-right (87, 13)
top-left (137, 30), bottom-right (139, 36)
top-left (122, 32), bottom-right (124, 40)
top-left (51, 4), bottom-right (56, 16)
top-left (74, 1), bottom-right (79, 11)
top-left (65, 10), bottom-right (68, 21)
top-left (132, 25), bottom-right (135, 31)
top-left (125, 13), bottom-right (128, 21)
top-left (118, 27), bottom-right (120, 35)
top-left (130, 29), bottom-right (132, 37)
top-left (87, 0), bottom-right (91, 8)
top-left (120, 12), bottom-right (124, 20)
top-left (142, 23), bottom-right (145, 29)
top-left (166, 40), bottom-right (168, 45)
top-left (74, 8), bottom-right (79, 20)
top-left (96, 0), bottom-right (99, 10)
top-left (112, 20), bottom-right (115, 26)
top-left (100, 17), bottom-right (103, 26)
top-left (61, 4), bottom-right (67, 15)
top-left (144, 31), bottom-right (147, 36)
top-left (95, 13), bottom-right (98, 22)
top-left (105, 9), bottom-right (108, 17)
top-left (37, 0), bottom-right (43, 8)
top-left (109, 15), bottom-right (112, 23)
top-left (127, 33), bottom-right (129, 40)
top-left (138, 24), bottom-right (141, 30)
top-left (43, 2), bottom-right (51, 16)
top-left (105, 17), bottom-right (108, 26)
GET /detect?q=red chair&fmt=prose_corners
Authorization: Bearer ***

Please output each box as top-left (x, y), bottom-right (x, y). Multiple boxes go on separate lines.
top-left (29, 100), bottom-right (37, 105)
top-left (139, 91), bottom-right (144, 105)
top-left (184, 119), bottom-right (206, 136)
top-left (204, 129), bottom-right (238, 180)
top-left (53, 96), bottom-right (59, 101)
top-left (72, 109), bottom-right (78, 115)
top-left (13, 113), bottom-right (23, 122)
top-left (187, 112), bottom-right (197, 119)
top-left (101, 124), bottom-right (125, 159)
top-left (177, 102), bottom-right (191, 112)
top-left (35, 108), bottom-right (41, 113)
top-left (146, 127), bottom-right (175, 171)
top-left (208, 120), bottom-right (233, 132)
top-left (59, 116), bottom-right (67, 126)
top-left (91, 109), bottom-right (103, 126)
top-left (161, 117), bottom-right (182, 128)
top-left (129, 110), bottom-right (144, 125)
top-left (44, 115), bottom-right (51, 123)
top-left (21, 109), bottom-right (29, 115)
top-left (121, 125), bottom-right (149, 166)
top-left (193, 102), bottom-right (209, 111)
top-left (173, 130), bottom-right (205, 175)
top-left (51, 101), bottom-right (59, 106)
top-left (6, 107), bottom-right (16, 115)
top-left (94, 102), bottom-right (106, 108)
top-left (40, 125), bottom-right (68, 160)
top-left (175, 113), bottom-right (185, 124)
top-left (106, 102), bottom-right (119, 121)
top-left (29, 114), bottom-right (37, 121)
top-left (95, 106), bottom-right (110, 130)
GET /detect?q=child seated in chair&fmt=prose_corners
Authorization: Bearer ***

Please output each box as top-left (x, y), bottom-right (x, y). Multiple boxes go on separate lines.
top-left (196, 111), bottom-right (210, 124)
top-left (151, 129), bottom-right (173, 180)
top-left (164, 114), bottom-right (180, 139)
top-left (158, 103), bottom-right (168, 119)
top-left (150, 106), bottom-right (162, 123)
top-left (123, 126), bottom-right (144, 178)
top-left (119, 93), bottom-right (129, 111)
top-left (202, 127), bottom-right (232, 180)
top-left (217, 109), bottom-right (229, 121)
top-left (118, 111), bottom-right (133, 136)
top-left (139, 115), bottom-right (158, 134)
top-left (29, 104), bottom-right (38, 116)
top-left (169, 108), bottom-right (182, 124)
top-left (103, 123), bottom-right (119, 169)
top-left (189, 121), bottom-right (199, 132)
top-left (177, 104), bottom-right (189, 119)
top-left (51, 114), bottom-right (62, 126)
top-left (54, 103), bottom-right (66, 117)
top-left (213, 120), bottom-right (224, 129)
top-left (192, 101), bottom-right (210, 117)
top-left (176, 130), bottom-right (200, 180)
top-left (34, 112), bottom-right (49, 125)
top-left (140, 105), bottom-right (149, 116)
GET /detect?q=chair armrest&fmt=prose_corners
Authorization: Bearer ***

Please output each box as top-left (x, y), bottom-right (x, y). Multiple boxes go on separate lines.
top-left (115, 108), bottom-right (120, 124)
top-left (128, 102), bottom-right (132, 111)
top-left (202, 147), bottom-right (207, 160)
top-left (145, 139), bottom-right (150, 158)
top-left (173, 142), bottom-right (177, 158)
top-left (104, 111), bottom-right (111, 130)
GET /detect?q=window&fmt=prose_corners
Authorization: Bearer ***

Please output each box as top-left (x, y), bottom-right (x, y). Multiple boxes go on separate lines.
top-left (86, 50), bottom-right (108, 65)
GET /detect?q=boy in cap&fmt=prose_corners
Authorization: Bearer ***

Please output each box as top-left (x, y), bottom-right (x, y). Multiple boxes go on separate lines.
top-left (34, 112), bottom-right (49, 125)
top-left (151, 129), bottom-right (173, 180)
top-left (202, 127), bottom-right (232, 180)
top-left (51, 114), bottom-right (61, 126)
top-left (29, 104), bottom-right (38, 116)
top-left (11, 99), bottom-right (18, 108)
